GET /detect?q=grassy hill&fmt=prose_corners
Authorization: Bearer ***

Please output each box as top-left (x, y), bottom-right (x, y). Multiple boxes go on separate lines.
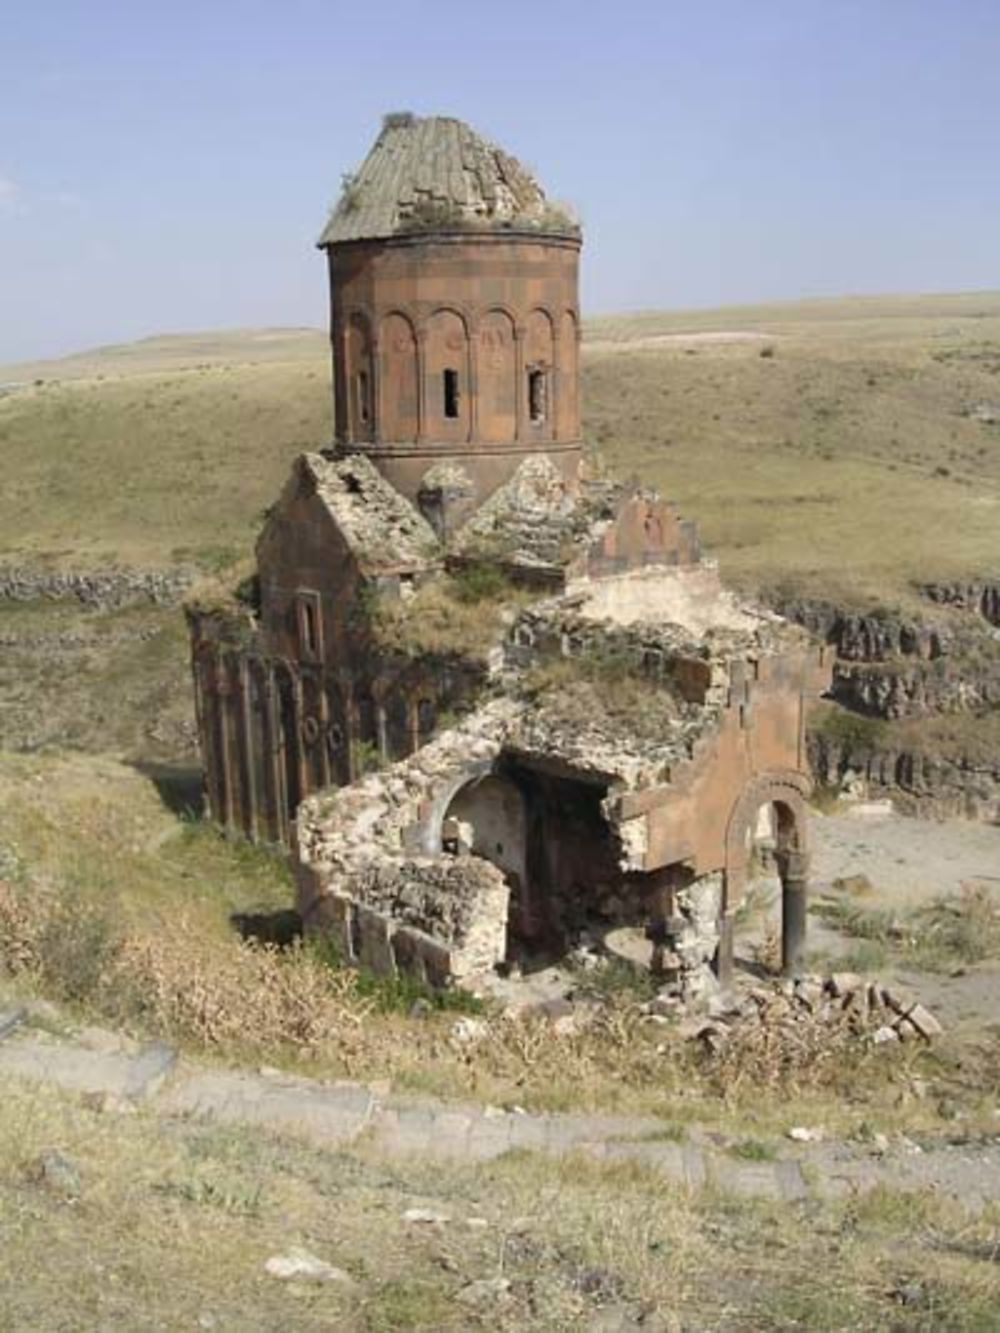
top-left (0, 292), bottom-right (998, 764)
top-left (1, 292), bottom-right (998, 602)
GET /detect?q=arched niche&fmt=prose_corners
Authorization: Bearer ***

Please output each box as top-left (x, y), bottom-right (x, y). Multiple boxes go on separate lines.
top-left (424, 307), bottom-right (470, 439)
top-left (477, 308), bottom-right (517, 443)
top-left (523, 308), bottom-right (555, 440)
top-left (443, 774), bottom-right (527, 887)
top-left (558, 309), bottom-right (580, 440)
top-left (345, 312), bottom-right (374, 441)
top-left (379, 311), bottom-right (419, 443)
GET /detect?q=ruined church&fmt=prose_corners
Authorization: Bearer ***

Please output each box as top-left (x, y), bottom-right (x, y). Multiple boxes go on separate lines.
top-left (188, 113), bottom-right (831, 1000)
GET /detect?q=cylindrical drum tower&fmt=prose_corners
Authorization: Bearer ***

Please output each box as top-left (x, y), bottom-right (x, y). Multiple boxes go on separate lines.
top-left (318, 113), bottom-right (583, 514)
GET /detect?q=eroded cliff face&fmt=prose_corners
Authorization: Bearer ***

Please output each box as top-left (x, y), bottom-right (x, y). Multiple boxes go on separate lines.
top-left (769, 582), bottom-right (1000, 820)
top-left (808, 731), bottom-right (1000, 822)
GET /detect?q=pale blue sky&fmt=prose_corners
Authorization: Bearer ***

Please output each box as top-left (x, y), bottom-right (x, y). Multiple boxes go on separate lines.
top-left (1, 0), bottom-right (998, 362)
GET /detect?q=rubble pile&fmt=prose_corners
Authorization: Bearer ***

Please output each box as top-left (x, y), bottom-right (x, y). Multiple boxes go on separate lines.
top-left (649, 972), bottom-right (944, 1052)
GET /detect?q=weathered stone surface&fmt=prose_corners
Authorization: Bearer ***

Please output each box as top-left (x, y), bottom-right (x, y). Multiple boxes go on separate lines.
top-left (265, 1248), bottom-right (354, 1283)
top-left (160, 1070), bottom-right (375, 1146)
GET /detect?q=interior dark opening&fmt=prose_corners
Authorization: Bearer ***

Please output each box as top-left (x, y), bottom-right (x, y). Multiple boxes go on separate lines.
top-left (443, 368), bottom-right (460, 419)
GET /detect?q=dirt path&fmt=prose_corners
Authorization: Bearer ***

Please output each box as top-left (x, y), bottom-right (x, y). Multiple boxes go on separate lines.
top-left (2, 1004), bottom-right (998, 1216)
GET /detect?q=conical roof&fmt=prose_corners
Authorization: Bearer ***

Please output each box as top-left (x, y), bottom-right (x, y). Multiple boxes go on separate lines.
top-left (318, 113), bottom-right (579, 246)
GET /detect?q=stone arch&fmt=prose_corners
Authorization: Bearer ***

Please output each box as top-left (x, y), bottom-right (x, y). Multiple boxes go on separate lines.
top-left (439, 769), bottom-right (527, 955)
top-left (477, 307), bottom-right (517, 443)
top-left (345, 310), bottom-right (374, 441)
top-left (723, 770), bottom-right (812, 978)
top-left (379, 310), bottom-right (419, 442)
top-left (424, 306), bottom-right (471, 439)
top-left (444, 774), bottom-right (527, 882)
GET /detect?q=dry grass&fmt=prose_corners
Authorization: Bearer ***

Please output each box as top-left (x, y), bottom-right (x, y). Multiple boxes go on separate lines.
top-left (1, 1077), bottom-right (999, 1330)
top-left (2, 292), bottom-right (998, 606)
top-left (370, 569), bottom-right (534, 662)
top-left (816, 882), bottom-right (1000, 974)
top-left (2, 754), bottom-right (996, 1145)
top-left (0, 600), bottom-right (196, 762)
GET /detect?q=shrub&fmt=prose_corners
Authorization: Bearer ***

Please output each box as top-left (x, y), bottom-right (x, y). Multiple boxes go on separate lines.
top-left (811, 704), bottom-right (888, 755)
top-left (448, 562), bottom-right (510, 604)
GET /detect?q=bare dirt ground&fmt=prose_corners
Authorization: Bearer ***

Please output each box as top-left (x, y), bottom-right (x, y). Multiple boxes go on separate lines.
top-left (813, 807), bottom-right (1000, 904)
top-left (736, 808), bottom-right (1000, 1039)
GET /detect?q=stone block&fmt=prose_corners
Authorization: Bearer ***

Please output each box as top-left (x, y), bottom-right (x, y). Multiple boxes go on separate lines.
top-left (391, 927), bottom-right (429, 985)
top-left (903, 1004), bottom-right (942, 1039)
top-left (829, 972), bottom-right (863, 998)
top-left (355, 906), bottom-right (396, 977)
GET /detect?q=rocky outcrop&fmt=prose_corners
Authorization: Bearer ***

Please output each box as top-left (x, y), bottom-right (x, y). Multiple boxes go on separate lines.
top-left (921, 580), bottom-right (1000, 628)
top-left (809, 732), bottom-right (1000, 822)
top-left (769, 583), bottom-right (1000, 820)
top-left (832, 653), bottom-right (1000, 720)
top-left (0, 565), bottom-right (195, 609)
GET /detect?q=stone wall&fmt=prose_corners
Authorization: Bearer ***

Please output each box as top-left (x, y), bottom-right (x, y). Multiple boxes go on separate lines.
top-left (296, 699), bottom-right (522, 982)
top-left (0, 565), bottom-right (194, 609)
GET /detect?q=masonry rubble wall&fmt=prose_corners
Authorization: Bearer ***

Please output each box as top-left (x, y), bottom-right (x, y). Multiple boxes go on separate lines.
top-left (656, 873), bottom-right (724, 1005)
top-left (295, 699), bottom-right (522, 981)
top-left (0, 564), bottom-right (194, 608)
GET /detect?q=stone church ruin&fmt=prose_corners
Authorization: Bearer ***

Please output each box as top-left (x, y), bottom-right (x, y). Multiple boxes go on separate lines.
top-left (188, 113), bottom-right (832, 999)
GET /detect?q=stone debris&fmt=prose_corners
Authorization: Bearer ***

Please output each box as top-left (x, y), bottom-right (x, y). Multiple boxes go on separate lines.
top-left (787, 1126), bottom-right (824, 1143)
top-left (402, 1207), bottom-right (451, 1225)
top-left (264, 1247), bottom-right (354, 1283)
top-left (674, 974), bottom-right (943, 1051)
top-left (450, 1017), bottom-right (489, 1046)
top-left (455, 1277), bottom-right (513, 1309)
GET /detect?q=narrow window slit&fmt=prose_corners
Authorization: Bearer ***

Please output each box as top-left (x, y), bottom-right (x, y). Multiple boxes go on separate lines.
top-left (528, 369), bottom-right (546, 423)
top-left (443, 368), bottom-right (460, 419)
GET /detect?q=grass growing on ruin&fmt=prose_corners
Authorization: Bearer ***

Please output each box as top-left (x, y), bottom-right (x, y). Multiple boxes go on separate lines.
top-left (370, 570), bottom-right (536, 662)
top-left (2, 1078), bottom-right (1000, 1331)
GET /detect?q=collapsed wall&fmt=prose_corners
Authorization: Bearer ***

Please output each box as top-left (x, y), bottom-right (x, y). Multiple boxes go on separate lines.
top-left (295, 572), bottom-right (829, 993)
top-left (296, 700), bottom-right (520, 981)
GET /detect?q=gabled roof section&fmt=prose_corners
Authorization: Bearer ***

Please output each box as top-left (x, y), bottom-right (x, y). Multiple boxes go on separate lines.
top-left (302, 451), bottom-right (440, 573)
top-left (319, 112), bottom-right (579, 246)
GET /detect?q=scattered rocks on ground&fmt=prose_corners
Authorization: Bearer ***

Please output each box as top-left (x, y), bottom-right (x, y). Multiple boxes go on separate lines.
top-left (678, 973), bottom-right (943, 1053)
top-left (264, 1247), bottom-right (354, 1283)
top-left (787, 1126), bottom-right (825, 1143)
top-left (454, 1276), bottom-right (513, 1308)
top-left (402, 1207), bottom-right (451, 1225)
top-left (450, 1017), bottom-right (489, 1046)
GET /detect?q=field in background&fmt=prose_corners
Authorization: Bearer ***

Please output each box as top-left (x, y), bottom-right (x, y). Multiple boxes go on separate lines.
top-left (1, 291), bottom-right (998, 603)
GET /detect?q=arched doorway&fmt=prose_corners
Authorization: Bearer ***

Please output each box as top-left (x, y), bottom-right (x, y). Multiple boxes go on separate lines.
top-left (723, 774), bottom-right (811, 982)
top-left (441, 774), bottom-right (527, 951)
